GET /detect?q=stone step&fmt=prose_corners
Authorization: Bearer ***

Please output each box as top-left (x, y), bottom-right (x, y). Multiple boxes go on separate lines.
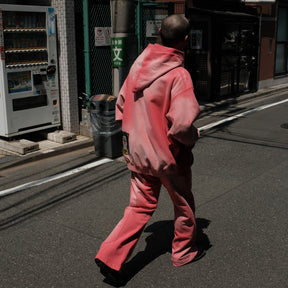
top-left (43, 130), bottom-right (77, 144)
top-left (0, 139), bottom-right (39, 155)
top-left (0, 130), bottom-right (77, 155)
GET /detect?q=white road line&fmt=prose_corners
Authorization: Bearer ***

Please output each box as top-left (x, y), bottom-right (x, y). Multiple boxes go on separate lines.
top-left (0, 158), bottom-right (113, 197)
top-left (1, 98), bottom-right (287, 197)
top-left (199, 98), bottom-right (288, 132)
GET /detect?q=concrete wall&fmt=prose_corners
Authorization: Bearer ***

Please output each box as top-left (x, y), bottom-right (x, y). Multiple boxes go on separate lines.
top-left (51, 0), bottom-right (79, 134)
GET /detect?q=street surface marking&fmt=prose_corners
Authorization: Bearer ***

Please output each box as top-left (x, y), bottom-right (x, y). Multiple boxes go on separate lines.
top-left (1, 98), bottom-right (287, 197)
top-left (198, 98), bottom-right (288, 132)
top-left (0, 158), bottom-right (113, 197)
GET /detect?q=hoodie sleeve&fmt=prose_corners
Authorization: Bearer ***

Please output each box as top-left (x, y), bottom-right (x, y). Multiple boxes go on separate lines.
top-left (166, 68), bottom-right (200, 146)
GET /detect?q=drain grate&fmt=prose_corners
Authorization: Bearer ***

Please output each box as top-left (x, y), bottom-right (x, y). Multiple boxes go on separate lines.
top-left (280, 123), bottom-right (288, 129)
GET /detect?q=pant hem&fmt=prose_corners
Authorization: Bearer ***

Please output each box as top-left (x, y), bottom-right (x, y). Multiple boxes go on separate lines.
top-left (172, 250), bottom-right (198, 267)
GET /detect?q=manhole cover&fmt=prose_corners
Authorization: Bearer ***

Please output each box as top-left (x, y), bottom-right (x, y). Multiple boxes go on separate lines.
top-left (280, 123), bottom-right (288, 129)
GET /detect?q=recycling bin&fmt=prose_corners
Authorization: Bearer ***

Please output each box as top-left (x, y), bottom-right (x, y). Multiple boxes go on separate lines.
top-left (89, 94), bottom-right (122, 158)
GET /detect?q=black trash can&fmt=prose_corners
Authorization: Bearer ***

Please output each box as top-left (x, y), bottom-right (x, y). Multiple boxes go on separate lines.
top-left (89, 94), bottom-right (122, 158)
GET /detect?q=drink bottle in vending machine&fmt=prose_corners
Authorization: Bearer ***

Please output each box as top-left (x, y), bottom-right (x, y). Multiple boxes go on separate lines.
top-left (0, 4), bottom-right (60, 137)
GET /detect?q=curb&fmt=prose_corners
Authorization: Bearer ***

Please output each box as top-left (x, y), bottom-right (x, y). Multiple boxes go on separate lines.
top-left (0, 138), bottom-right (94, 171)
top-left (198, 84), bottom-right (288, 117)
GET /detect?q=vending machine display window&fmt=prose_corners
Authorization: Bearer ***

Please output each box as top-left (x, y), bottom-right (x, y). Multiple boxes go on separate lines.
top-left (8, 71), bottom-right (32, 93)
top-left (3, 11), bottom-right (46, 29)
top-left (2, 11), bottom-right (48, 67)
top-left (4, 31), bottom-right (47, 51)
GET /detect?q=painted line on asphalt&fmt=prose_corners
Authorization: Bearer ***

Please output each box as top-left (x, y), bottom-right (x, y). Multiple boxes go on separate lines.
top-left (198, 98), bottom-right (288, 132)
top-left (0, 158), bottom-right (113, 197)
top-left (1, 98), bottom-right (287, 197)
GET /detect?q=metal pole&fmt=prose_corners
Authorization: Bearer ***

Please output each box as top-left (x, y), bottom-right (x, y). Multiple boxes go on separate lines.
top-left (83, 0), bottom-right (91, 95)
top-left (110, 0), bottom-right (136, 96)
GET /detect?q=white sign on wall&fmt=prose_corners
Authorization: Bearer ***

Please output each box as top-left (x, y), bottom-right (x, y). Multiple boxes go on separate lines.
top-left (95, 27), bottom-right (111, 46)
top-left (146, 20), bottom-right (162, 38)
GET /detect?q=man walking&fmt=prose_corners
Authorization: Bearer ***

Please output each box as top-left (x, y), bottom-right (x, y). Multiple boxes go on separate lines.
top-left (95, 14), bottom-right (204, 285)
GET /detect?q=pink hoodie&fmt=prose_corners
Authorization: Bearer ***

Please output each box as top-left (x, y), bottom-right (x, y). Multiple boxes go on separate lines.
top-left (116, 43), bottom-right (200, 176)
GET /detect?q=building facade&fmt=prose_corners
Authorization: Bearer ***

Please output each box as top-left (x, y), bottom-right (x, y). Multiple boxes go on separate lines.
top-left (1, 0), bottom-right (287, 136)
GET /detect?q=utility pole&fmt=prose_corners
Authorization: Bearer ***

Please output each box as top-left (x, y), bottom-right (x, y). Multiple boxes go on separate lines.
top-left (110, 0), bottom-right (137, 96)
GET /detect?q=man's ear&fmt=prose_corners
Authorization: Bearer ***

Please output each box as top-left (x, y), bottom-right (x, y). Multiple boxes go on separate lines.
top-left (185, 35), bottom-right (188, 41)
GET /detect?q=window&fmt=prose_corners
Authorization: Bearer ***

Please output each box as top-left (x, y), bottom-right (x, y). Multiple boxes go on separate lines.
top-left (275, 7), bottom-right (288, 75)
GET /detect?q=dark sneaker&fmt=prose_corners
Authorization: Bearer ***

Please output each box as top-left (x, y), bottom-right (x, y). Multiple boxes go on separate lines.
top-left (95, 259), bottom-right (126, 287)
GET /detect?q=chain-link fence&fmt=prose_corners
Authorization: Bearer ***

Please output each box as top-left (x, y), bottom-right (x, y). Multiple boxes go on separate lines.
top-left (74, 0), bottom-right (112, 101)
top-left (89, 1), bottom-right (112, 95)
top-left (74, 0), bottom-right (183, 102)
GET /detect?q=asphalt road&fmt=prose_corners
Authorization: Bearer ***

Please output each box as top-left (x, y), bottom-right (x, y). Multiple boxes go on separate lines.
top-left (0, 93), bottom-right (288, 287)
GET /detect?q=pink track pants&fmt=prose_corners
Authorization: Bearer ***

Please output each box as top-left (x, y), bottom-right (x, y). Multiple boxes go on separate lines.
top-left (95, 169), bottom-right (198, 271)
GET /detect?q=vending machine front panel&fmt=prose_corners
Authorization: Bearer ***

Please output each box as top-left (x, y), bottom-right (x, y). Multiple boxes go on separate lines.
top-left (0, 4), bottom-right (60, 137)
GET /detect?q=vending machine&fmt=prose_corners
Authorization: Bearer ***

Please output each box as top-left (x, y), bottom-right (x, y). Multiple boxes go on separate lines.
top-left (0, 4), bottom-right (60, 137)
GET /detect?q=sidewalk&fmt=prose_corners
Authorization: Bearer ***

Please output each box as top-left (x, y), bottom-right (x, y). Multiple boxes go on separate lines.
top-left (1, 83), bottom-right (288, 171)
top-left (0, 134), bottom-right (94, 170)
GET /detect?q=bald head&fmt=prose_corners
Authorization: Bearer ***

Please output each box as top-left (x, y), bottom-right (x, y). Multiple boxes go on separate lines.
top-left (159, 14), bottom-right (191, 50)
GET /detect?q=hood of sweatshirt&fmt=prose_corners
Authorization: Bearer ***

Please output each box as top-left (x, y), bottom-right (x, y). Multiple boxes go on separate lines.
top-left (130, 44), bottom-right (184, 93)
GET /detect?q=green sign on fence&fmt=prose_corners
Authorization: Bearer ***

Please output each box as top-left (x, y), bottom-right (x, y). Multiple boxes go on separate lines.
top-left (111, 37), bottom-right (126, 67)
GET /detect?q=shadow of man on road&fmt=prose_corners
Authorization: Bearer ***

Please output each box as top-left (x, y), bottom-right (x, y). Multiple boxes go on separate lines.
top-left (109, 218), bottom-right (211, 286)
